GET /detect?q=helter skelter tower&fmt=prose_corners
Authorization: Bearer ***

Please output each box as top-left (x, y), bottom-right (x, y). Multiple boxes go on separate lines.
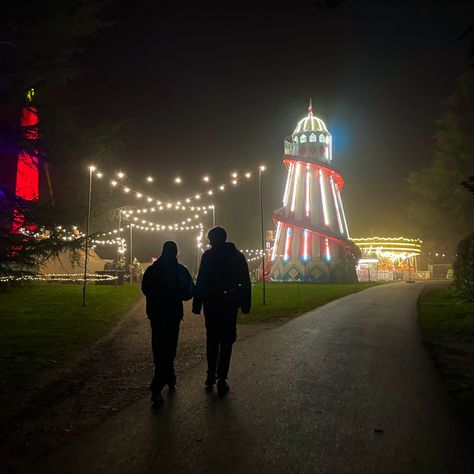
top-left (270, 101), bottom-right (354, 282)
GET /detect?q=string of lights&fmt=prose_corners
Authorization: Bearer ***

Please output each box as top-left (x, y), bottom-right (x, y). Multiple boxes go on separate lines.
top-left (0, 273), bottom-right (118, 283)
top-left (89, 164), bottom-right (266, 210)
top-left (125, 222), bottom-right (203, 232)
top-left (120, 204), bottom-right (215, 216)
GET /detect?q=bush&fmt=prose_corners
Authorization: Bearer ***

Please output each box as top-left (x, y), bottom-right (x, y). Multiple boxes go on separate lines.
top-left (453, 233), bottom-right (474, 301)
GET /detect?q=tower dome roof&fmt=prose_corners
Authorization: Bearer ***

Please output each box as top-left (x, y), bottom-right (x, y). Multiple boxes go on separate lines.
top-left (293, 100), bottom-right (328, 134)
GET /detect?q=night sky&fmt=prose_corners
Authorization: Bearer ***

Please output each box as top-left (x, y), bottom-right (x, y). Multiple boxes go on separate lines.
top-left (70, 0), bottom-right (473, 264)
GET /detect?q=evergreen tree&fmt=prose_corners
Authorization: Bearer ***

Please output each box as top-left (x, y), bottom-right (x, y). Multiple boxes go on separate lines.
top-left (408, 71), bottom-right (474, 250)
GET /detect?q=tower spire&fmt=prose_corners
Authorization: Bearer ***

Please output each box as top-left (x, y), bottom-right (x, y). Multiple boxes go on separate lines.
top-left (308, 98), bottom-right (314, 117)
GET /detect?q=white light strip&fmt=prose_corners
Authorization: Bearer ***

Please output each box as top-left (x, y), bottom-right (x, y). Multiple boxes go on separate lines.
top-left (330, 176), bottom-right (344, 234)
top-left (272, 221), bottom-right (282, 261)
top-left (319, 169), bottom-right (329, 226)
top-left (335, 183), bottom-right (350, 238)
top-left (325, 238), bottom-right (331, 260)
top-left (284, 226), bottom-right (291, 260)
top-left (291, 162), bottom-right (301, 212)
top-left (283, 162), bottom-right (294, 206)
top-left (305, 165), bottom-right (311, 218)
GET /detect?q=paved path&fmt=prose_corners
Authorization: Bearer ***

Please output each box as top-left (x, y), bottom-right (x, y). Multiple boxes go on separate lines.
top-left (39, 282), bottom-right (473, 474)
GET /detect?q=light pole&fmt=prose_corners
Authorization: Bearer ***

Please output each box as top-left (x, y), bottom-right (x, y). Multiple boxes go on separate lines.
top-left (210, 205), bottom-right (216, 227)
top-left (82, 165), bottom-right (95, 306)
top-left (116, 209), bottom-right (122, 286)
top-left (259, 165), bottom-right (266, 305)
top-left (129, 223), bottom-right (133, 283)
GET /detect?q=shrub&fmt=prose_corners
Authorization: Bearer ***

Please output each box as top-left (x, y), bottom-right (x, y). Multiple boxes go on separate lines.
top-left (453, 233), bottom-right (474, 302)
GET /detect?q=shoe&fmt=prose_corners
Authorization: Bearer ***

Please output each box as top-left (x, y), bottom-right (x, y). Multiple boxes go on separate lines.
top-left (205, 373), bottom-right (216, 388)
top-left (217, 379), bottom-right (229, 398)
top-left (167, 374), bottom-right (177, 392)
top-left (151, 390), bottom-right (163, 405)
top-left (149, 375), bottom-right (165, 392)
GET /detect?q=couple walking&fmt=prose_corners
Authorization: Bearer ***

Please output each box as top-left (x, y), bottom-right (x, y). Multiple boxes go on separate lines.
top-left (141, 226), bottom-right (251, 404)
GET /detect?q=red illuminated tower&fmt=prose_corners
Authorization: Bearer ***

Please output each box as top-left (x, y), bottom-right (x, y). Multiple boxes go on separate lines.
top-left (13, 89), bottom-right (40, 230)
top-left (270, 101), bottom-right (355, 282)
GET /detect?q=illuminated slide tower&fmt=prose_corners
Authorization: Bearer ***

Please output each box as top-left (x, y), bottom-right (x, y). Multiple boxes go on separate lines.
top-left (270, 101), bottom-right (353, 282)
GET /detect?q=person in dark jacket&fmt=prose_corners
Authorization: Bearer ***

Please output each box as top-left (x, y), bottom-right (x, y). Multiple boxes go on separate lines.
top-left (192, 226), bottom-right (251, 397)
top-left (141, 241), bottom-right (194, 404)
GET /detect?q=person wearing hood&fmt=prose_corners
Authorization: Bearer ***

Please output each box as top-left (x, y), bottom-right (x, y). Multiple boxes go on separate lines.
top-left (141, 240), bottom-right (194, 404)
top-left (192, 226), bottom-right (251, 397)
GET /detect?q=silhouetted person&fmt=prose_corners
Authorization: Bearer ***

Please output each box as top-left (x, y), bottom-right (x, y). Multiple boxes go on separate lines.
top-left (192, 226), bottom-right (251, 397)
top-left (142, 241), bottom-right (194, 404)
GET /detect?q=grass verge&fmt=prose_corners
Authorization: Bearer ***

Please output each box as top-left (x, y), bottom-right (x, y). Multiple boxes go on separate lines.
top-left (0, 283), bottom-right (142, 404)
top-left (242, 281), bottom-right (381, 323)
top-left (418, 286), bottom-right (474, 422)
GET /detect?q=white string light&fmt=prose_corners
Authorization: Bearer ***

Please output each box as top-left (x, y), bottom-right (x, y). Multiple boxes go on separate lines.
top-left (92, 164), bottom-right (266, 210)
top-left (0, 273), bottom-right (118, 283)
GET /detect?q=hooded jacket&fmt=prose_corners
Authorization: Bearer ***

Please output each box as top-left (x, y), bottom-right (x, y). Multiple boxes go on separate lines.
top-left (141, 256), bottom-right (194, 321)
top-left (192, 242), bottom-right (251, 313)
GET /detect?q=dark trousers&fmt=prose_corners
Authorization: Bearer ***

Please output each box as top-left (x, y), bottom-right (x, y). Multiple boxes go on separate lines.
top-left (149, 318), bottom-right (180, 391)
top-left (204, 308), bottom-right (238, 380)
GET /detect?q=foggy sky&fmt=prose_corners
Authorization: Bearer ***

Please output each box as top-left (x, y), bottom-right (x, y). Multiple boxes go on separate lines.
top-left (70, 0), bottom-right (473, 265)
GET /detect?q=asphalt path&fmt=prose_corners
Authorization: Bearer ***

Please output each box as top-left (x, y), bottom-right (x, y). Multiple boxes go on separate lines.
top-left (39, 282), bottom-right (473, 474)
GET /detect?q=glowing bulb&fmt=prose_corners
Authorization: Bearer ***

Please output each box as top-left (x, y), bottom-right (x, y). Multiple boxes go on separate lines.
top-left (136, 193), bottom-right (142, 198)
top-left (185, 198), bottom-right (191, 203)
top-left (203, 176), bottom-right (210, 182)
top-left (245, 172), bottom-right (251, 178)
top-left (167, 203), bottom-right (172, 208)
top-left (232, 179), bottom-right (237, 185)
top-left (124, 187), bottom-right (130, 193)
top-left (259, 165), bottom-right (266, 171)
top-left (231, 172), bottom-right (238, 178)
top-left (208, 190), bottom-right (213, 195)
top-left (219, 185), bottom-right (225, 190)
top-left (111, 180), bottom-right (117, 186)
top-left (89, 165), bottom-right (96, 172)
top-left (117, 172), bottom-right (124, 179)
top-left (146, 176), bottom-right (153, 182)
top-left (96, 172), bottom-right (103, 178)
top-left (195, 194), bottom-right (201, 200)
top-left (174, 177), bottom-right (182, 184)
top-left (147, 197), bottom-right (152, 202)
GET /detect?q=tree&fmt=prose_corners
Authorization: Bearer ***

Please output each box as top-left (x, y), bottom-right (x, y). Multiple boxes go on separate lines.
top-left (407, 70), bottom-right (474, 250)
top-left (0, 2), bottom-right (125, 276)
top-left (1, 1), bottom-right (111, 104)
top-left (0, 191), bottom-right (86, 279)
top-left (453, 233), bottom-right (474, 302)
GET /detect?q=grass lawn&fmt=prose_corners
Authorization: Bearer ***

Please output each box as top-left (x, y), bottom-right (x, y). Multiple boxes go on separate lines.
top-left (243, 281), bottom-right (380, 323)
top-left (418, 286), bottom-right (474, 422)
top-left (0, 283), bottom-right (141, 404)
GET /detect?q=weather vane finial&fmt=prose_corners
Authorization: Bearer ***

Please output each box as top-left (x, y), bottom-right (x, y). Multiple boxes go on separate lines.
top-left (308, 98), bottom-right (313, 117)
